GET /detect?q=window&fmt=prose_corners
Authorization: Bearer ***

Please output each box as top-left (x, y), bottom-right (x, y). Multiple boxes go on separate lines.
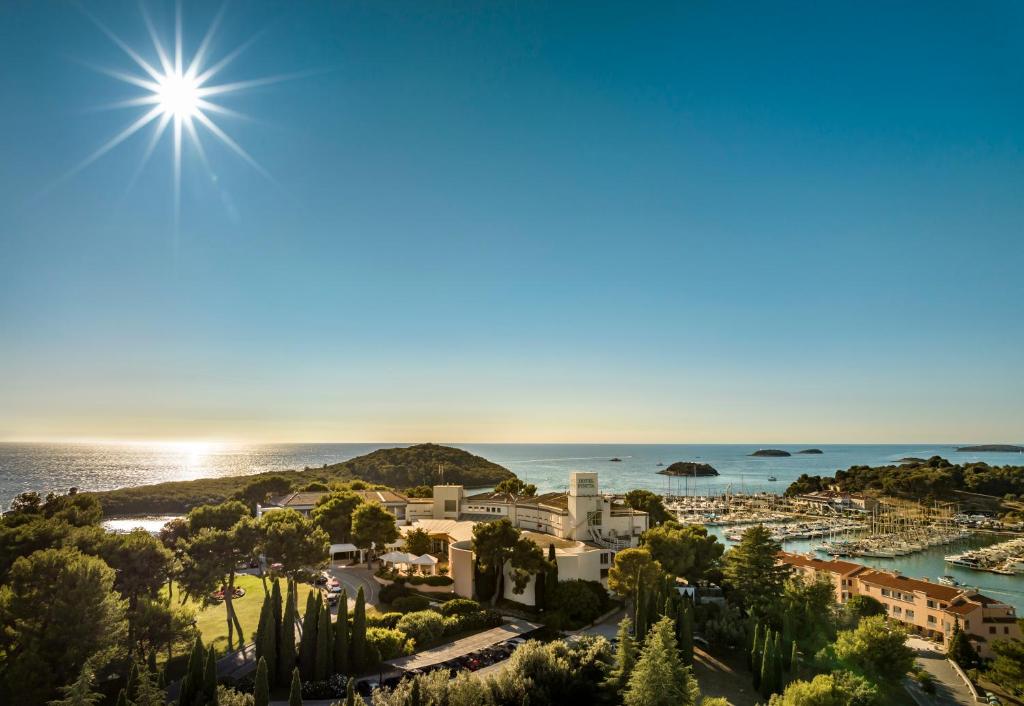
top-left (444, 500), bottom-right (456, 512)
top-left (927, 616), bottom-right (936, 625)
top-left (906, 610), bottom-right (915, 619)
top-left (882, 589), bottom-right (891, 597)
top-left (990, 627), bottom-right (997, 635)
top-left (587, 510), bottom-right (602, 526)
top-left (1005, 627), bottom-right (1010, 634)
top-left (927, 600), bottom-right (935, 608)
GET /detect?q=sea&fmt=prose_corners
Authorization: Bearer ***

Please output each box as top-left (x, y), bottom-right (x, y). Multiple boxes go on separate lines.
top-left (3, 441), bottom-right (1024, 609)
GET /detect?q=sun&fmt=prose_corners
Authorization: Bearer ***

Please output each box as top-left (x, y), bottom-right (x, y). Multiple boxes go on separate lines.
top-left (156, 70), bottom-right (200, 119)
top-left (66, 2), bottom-right (295, 222)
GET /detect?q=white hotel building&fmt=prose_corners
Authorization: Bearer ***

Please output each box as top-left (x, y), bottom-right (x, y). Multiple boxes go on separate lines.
top-left (258, 471), bottom-right (648, 605)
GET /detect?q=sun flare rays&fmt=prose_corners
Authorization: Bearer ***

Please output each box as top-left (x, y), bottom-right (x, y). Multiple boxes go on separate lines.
top-left (70, 2), bottom-right (277, 224)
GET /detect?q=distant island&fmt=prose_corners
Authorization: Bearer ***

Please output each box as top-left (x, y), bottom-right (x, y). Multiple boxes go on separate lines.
top-left (89, 443), bottom-right (515, 516)
top-left (751, 449), bottom-right (791, 457)
top-left (796, 448), bottom-right (823, 454)
top-left (609, 457), bottom-right (623, 462)
top-left (658, 461), bottom-right (720, 477)
top-left (957, 444), bottom-right (1024, 453)
top-left (899, 457), bottom-right (926, 463)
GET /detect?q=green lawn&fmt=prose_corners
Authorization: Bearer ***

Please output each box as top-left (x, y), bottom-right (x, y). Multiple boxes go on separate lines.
top-left (169, 575), bottom-right (316, 656)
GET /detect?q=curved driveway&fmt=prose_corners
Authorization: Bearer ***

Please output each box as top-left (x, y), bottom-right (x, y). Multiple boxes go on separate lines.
top-left (907, 636), bottom-right (977, 706)
top-left (328, 564), bottom-right (381, 608)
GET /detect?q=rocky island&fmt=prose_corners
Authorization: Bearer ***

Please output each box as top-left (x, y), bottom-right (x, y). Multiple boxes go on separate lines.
top-left (956, 444), bottom-right (1024, 453)
top-left (751, 449), bottom-right (791, 457)
top-left (658, 461), bottom-right (720, 477)
top-left (797, 448), bottom-right (823, 454)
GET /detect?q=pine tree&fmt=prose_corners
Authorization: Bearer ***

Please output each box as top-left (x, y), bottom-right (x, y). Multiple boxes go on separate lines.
top-left (289, 667), bottom-right (303, 706)
top-left (315, 593), bottom-right (332, 680)
top-left (132, 664), bottom-right (165, 706)
top-left (204, 644), bottom-right (218, 703)
top-left (605, 616), bottom-right (639, 695)
top-left (750, 624), bottom-right (763, 688)
top-left (351, 586), bottom-right (367, 672)
top-left (623, 616), bottom-right (699, 706)
top-left (280, 579), bottom-right (298, 686)
top-left (126, 661), bottom-right (139, 697)
top-left (254, 657), bottom-right (270, 706)
top-left (299, 589), bottom-right (320, 679)
top-left (679, 599), bottom-right (694, 666)
top-left (49, 660), bottom-right (103, 706)
top-left (334, 590), bottom-right (349, 675)
top-left (345, 676), bottom-right (355, 706)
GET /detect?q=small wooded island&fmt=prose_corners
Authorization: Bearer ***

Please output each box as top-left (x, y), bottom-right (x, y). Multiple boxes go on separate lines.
top-left (658, 461), bottom-right (720, 477)
top-left (797, 448), bottom-right (823, 454)
top-left (751, 449), bottom-right (791, 457)
top-left (957, 444), bottom-right (1024, 453)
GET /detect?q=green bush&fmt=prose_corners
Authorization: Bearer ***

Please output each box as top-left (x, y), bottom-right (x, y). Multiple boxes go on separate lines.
top-left (396, 610), bottom-right (447, 646)
top-left (423, 575), bottom-right (453, 586)
top-left (379, 581), bottom-right (410, 604)
top-left (366, 612), bottom-right (403, 629)
top-left (391, 595), bottom-right (431, 613)
top-left (366, 627), bottom-right (414, 660)
top-left (552, 579), bottom-right (610, 627)
top-left (440, 598), bottom-right (481, 617)
top-left (442, 609), bottom-right (503, 636)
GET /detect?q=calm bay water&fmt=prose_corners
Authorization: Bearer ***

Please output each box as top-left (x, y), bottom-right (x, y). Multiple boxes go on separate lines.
top-left (4, 441), bottom-right (1024, 610)
top-left (2, 442), bottom-right (1022, 509)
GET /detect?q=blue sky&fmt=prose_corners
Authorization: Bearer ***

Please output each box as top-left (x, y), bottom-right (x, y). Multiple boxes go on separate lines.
top-left (0, 1), bottom-right (1021, 443)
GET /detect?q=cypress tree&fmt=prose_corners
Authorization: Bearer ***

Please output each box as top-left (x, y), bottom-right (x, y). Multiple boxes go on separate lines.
top-left (749, 623), bottom-right (762, 674)
top-left (254, 657), bottom-right (270, 706)
top-left (351, 587), bottom-right (367, 673)
top-left (126, 661), bottom-right (139, 697)
top-left (289, 667), bottom-right (303, 706)
top-left (770, 631), bottom-right (778, 692)
top-left (315, 593), bottom-right (332, 680)
top-left (180, 635), bottom-right (205, 706)
top-left (272, 579), bottom-right (284, 661)
top-left (789, 640), bottom-right (799, 676)
top-left (781, 610), bottom-right (794, 670)
top-left (345, 677), bottom-right (355, 706)
top-left (279, 580), bottom-right (298, 687)
top-left (605, 616), bottom-right (639, 695)
top-left (679, 600), bottom-right (694, 666)
top-left (115, 688), bottom-right (128, 706)
top-left (410, 678), bottom-right (421, 706)
top-left (750, 625), bottom-right (763, 690)
top-left (203, 644), bottom-right (218, 702)
top-left (634, 582), bottom-right (647, 640)
top-left (299, 589), bottom-right (319, 680)
top-left (334, 590), bottom-right (349, 675)
top-left (255, 596), bottom-right (270, 665)
top-left (259, 601), bottom-right (277, 690)
top-left (759, 628), bottom-right (774, 699)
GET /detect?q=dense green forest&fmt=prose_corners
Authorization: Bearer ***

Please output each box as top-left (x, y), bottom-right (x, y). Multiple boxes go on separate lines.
top-left (785, 456), bottom-right (1024, 501)
top-left (89, 444), bottom-right (515, 516)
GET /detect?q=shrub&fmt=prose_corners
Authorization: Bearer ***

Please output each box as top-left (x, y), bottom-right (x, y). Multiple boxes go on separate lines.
top-left (442, 609), bottom-right (503, 636)
top-left (300, 674), bottom-right (347, 699)
top-left (379, 581), bottom-right (410, 604)
top-left (391, 595), bottom-right (431, 613)
top-left (423, 575), bottom-right (453, 586)
top-left (440, 599), bottom-right (481, 617)
top-left (366, 612), bottom-right (403, 629)
top-left (366, 627), bottom-right (414, 660)
top-left (396, 610), bottom-right (447, 646)
top-left (552, 579), bottom-right (610, 627)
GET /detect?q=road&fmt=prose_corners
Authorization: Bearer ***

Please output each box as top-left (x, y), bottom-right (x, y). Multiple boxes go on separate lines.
top-left (327, 564), bottom-right (381, 608)
top-left (907, 636), bottom-right (977, 706)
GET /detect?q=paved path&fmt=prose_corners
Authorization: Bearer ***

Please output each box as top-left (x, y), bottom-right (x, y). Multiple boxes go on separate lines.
top-left (328, 564), bottom-right (381, 608)
top-left (907, 636), bottom-right (977, 706)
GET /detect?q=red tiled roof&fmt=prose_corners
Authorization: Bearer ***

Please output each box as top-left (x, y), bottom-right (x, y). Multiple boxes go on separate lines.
top-left (778, 552), bottom-right (865, 576)
top-left (856, 570), bottom-right (962, 601)
top-left (944, 602), bottom-right (977, 616)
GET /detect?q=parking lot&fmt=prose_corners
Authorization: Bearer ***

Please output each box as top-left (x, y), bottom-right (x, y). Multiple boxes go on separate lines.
top-left (355, 619), bottom-right (541, 696)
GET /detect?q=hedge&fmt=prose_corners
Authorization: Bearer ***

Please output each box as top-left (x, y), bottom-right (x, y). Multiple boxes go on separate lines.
top-left (391, 595), bottom-right (431, 613)
top-left (439, 598), bottom-right (481, 617)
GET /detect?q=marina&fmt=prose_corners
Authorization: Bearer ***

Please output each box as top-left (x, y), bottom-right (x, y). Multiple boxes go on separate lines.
top-left (946, 536), bottom-right (1024, 576)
